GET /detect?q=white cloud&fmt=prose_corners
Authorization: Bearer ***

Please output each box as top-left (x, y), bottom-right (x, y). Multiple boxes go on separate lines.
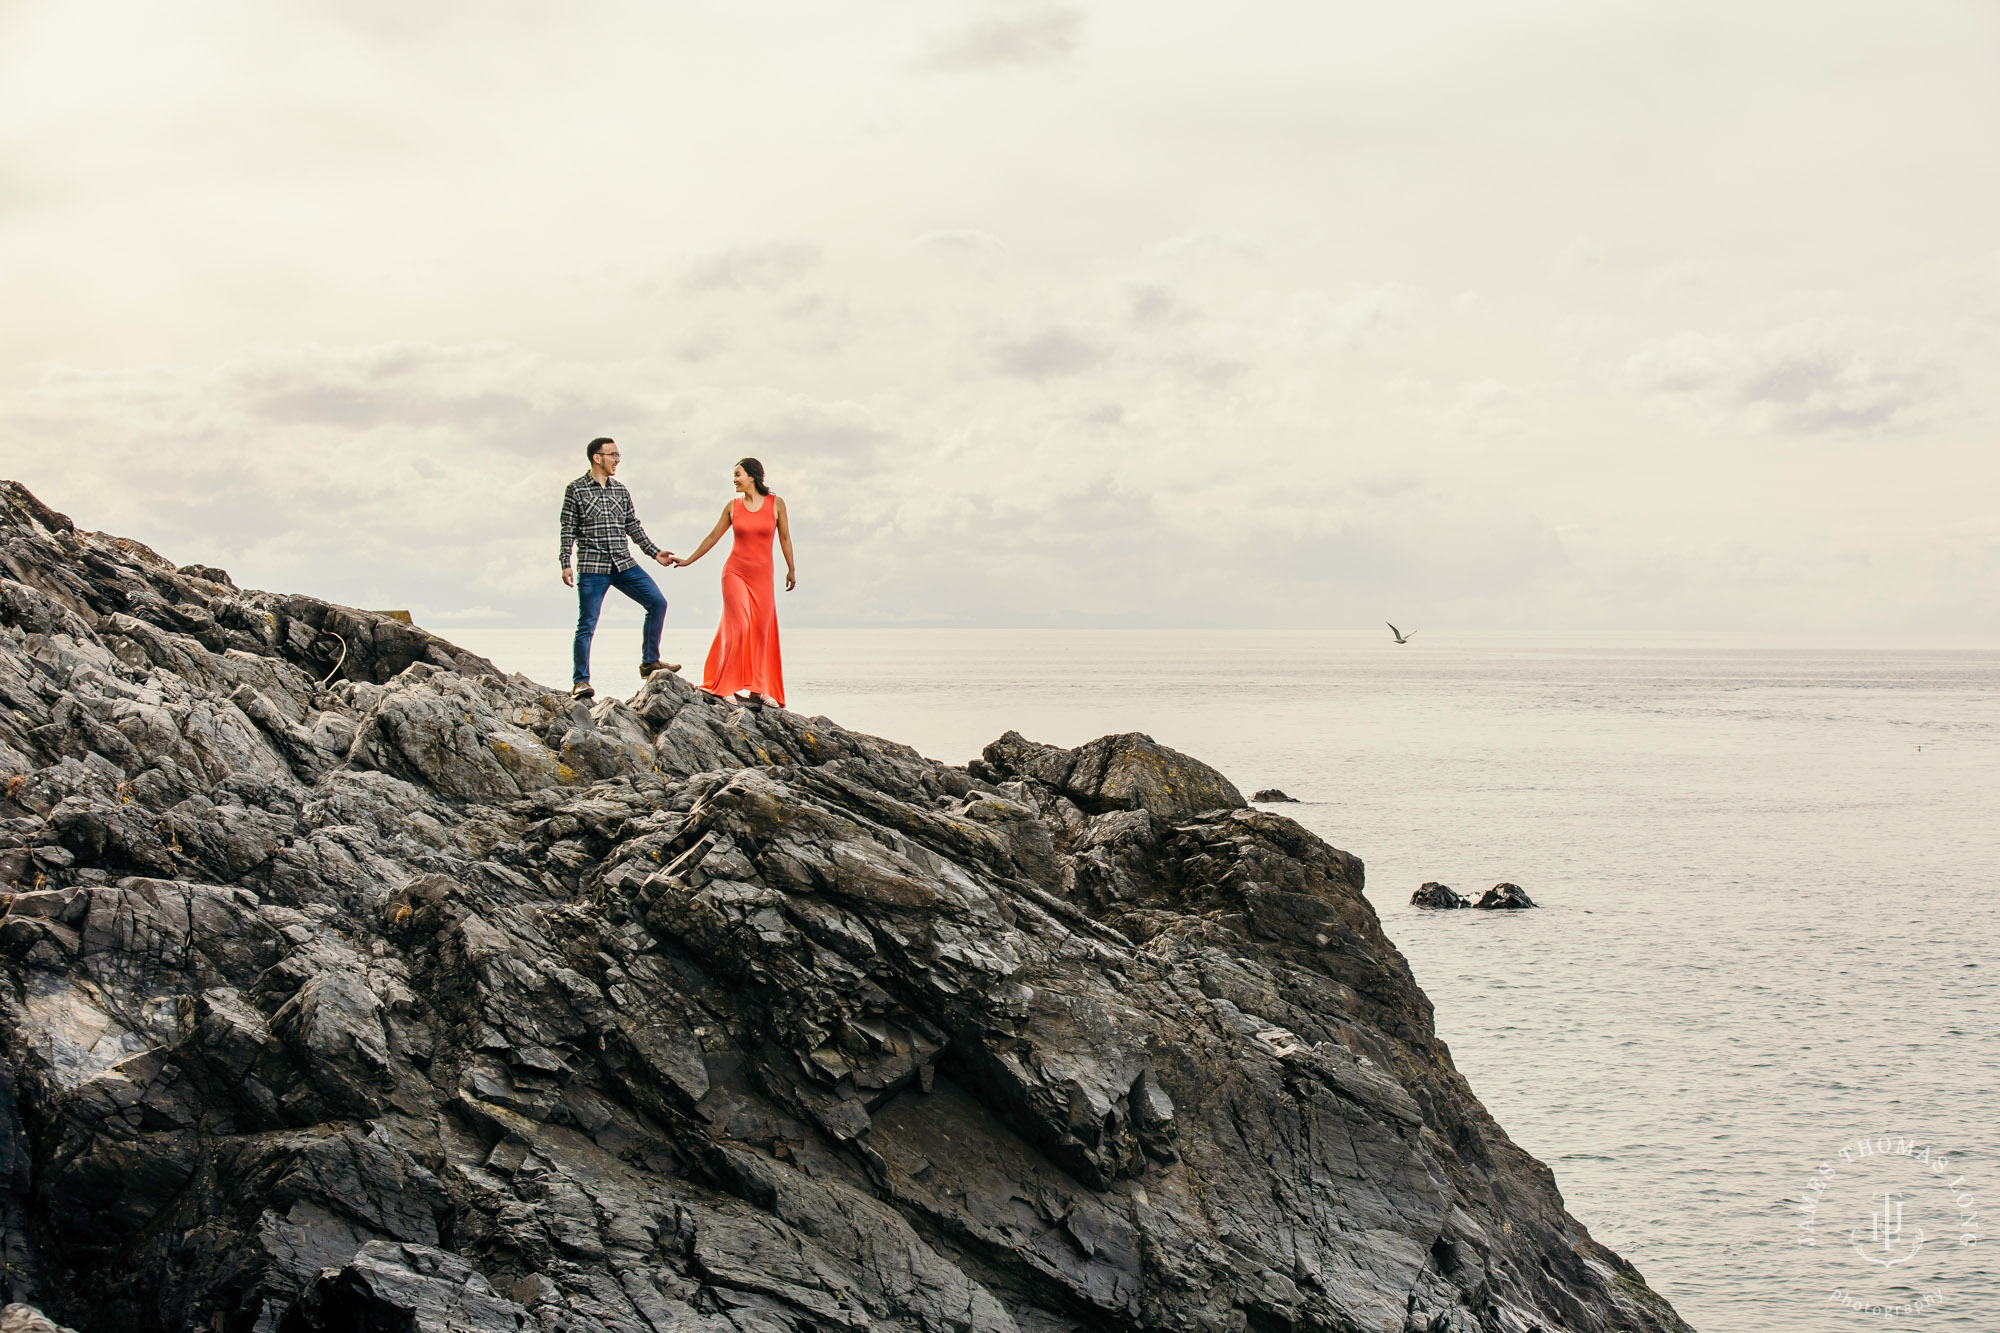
top-left (1311, 284), bottom-right (1422, 351)
top-left (0, 336), bottom-right (1604, 631)
top-left (989, 327), bottom-right (1107, 379)
top-left (1126, 285), bottom-right (1195, 328)
top-left (913, 229), bottom-right (1007, 253)
top-left (1628, 327), bottom-right (1955, 435)
top-left (920, 10), bottom-right (1080, 71)
top-left (1166, 354), bottom-right (1247, 388)
top-left (681, 245), bottom-right (821, 295)
top-left (737, 400), bottom-right (894, 461)
top-left (2, 2), bottom-right (1998, 631)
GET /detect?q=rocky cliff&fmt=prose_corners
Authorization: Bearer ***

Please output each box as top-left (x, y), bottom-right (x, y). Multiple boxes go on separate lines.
top-left (0, 482), bottom-right (1691, 1333)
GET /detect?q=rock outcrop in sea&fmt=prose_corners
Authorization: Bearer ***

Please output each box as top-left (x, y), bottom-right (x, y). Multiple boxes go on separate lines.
top-left (1410, 882), bottom-right (1468, 910)
top-left (1410, 883), bottom-right (1537, 912)
top-left (0, 482), bottom-right (1687, 1333)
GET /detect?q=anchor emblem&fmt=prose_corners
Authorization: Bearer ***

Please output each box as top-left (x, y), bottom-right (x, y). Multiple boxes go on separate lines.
top-left (1849, 1192), bottom-right (1925, 1268)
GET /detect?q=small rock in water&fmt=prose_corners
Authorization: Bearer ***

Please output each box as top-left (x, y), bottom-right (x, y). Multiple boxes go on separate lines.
top-left (1411, 881), bottom-right (1468, 909)
top-left (1251, 788), bottom-right (1299, 803)
top-left (1475, 882), bottom-right (1537, 909)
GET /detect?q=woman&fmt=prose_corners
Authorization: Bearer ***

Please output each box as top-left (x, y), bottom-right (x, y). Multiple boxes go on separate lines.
top-left (673, 457), bottom-right (795, 708)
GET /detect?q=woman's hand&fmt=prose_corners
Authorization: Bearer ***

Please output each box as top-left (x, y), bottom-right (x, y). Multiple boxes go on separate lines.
top-left (785, 569), bottom-right (796, 592)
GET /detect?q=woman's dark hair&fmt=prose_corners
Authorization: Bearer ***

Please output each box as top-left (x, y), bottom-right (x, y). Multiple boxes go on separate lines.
top-left (587, 437), bottom-right (615, 461)
top-left (736, 457), bottom-right (769, 496)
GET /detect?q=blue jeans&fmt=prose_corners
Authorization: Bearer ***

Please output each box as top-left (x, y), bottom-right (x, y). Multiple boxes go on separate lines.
top-left (572, 564), bottom-right (667, 685)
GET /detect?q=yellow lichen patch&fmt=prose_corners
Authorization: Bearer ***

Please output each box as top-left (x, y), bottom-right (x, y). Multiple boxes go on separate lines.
top-left (113, 535), bottom-right (172, 567)
top-left (557, 762), bottom-right (577, 781)
top-left (493, 740), bottom-right (512, 752)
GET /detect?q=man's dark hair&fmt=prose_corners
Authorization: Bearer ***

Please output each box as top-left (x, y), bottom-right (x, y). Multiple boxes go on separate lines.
top-left (587, 437), bottom-right (615, 462)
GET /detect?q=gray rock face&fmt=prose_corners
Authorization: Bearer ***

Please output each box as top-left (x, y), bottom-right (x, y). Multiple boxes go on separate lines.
top-left (975, 730), bottom-right (1246, 820)
top-left (0, 483), bottom-right (1687, 1332)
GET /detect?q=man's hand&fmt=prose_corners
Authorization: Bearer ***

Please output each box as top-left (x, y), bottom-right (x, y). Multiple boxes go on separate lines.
top-left (562, 568), bottom-right (574, 588)
top-left (656, 551), bottom-right (677, 567)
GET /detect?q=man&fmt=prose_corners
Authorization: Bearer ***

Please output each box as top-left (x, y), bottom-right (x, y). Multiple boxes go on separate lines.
top-left (559, 437), bottom-right (678, 700)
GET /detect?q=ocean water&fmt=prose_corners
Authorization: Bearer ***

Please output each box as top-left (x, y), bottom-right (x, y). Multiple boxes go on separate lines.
top-left (454, 625), bottom-right (2000, 1332)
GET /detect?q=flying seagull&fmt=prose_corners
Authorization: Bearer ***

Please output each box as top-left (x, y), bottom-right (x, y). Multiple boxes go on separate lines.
top-left (1386, 622), bottom-right (1415, 644)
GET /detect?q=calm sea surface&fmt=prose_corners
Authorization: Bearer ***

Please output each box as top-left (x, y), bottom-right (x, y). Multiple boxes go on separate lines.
top-left (455, 625), bottom-right (2000, 1332)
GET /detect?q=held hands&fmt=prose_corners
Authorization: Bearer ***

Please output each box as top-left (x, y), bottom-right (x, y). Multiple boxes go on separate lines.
top-left (631, 551), bottom-right (783, 579)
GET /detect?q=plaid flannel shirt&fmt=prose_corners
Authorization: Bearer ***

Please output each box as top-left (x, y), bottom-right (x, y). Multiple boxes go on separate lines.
top-left (558, 474), bottom-right (660, 574)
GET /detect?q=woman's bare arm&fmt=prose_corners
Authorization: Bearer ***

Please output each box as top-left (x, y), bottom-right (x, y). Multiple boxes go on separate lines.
top-left (775, 497), bottom-right (796, 591)
top-left (674, 505), bottom-right (734, 567)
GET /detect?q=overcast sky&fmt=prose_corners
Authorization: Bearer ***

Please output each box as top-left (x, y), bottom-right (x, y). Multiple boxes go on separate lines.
top-left (3, 1), bottom-right (1997, 631)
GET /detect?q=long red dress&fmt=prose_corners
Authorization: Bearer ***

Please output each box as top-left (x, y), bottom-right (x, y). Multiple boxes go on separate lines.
top-left (701, 495), bottom-right (785, 706)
